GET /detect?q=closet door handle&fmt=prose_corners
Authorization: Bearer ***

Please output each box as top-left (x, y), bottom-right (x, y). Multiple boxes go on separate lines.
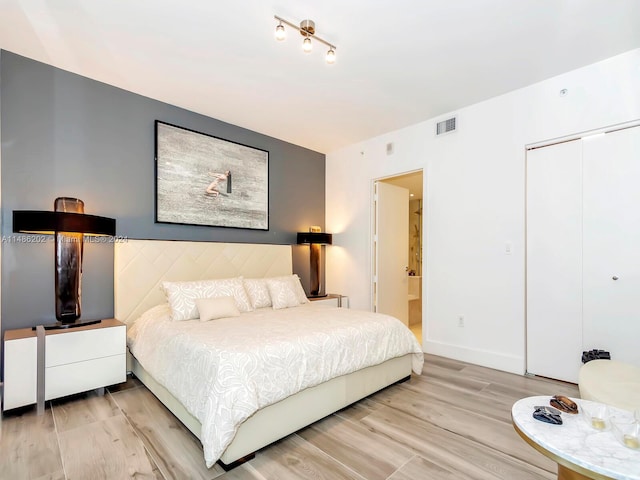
top-left (612, 275), bottom-right (619, 281)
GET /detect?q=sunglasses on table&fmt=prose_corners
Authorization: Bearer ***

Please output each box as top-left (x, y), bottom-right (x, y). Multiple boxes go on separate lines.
top-left (550, 395), bottom-right (579, 414)
top-left (533, 405), bottom-right (563, 425)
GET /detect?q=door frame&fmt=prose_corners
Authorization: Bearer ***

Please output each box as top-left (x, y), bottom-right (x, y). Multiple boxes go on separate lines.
top-left (371, 168), bottom-right (424, 317)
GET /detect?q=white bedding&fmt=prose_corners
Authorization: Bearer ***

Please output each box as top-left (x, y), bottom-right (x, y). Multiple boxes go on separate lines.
top-left (127, 303), bottom-right (424, 467)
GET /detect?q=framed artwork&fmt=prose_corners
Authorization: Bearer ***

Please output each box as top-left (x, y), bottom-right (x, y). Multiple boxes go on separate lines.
top-left (155, 121), bottom-right (269, 230)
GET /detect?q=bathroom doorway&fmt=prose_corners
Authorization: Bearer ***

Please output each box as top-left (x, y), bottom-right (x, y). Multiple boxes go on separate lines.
top-left (374, 170), bottom-right (424, 344)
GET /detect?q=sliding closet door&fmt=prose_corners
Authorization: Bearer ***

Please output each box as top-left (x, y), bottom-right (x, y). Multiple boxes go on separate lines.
top-left (526, 140), bottom-right (583, 383)
top-left (582, 126), bottom-right (640, 366)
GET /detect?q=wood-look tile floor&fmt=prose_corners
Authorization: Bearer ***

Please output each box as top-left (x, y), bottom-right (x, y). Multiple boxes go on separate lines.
top-left (0, 354), bottom-right (579, 479)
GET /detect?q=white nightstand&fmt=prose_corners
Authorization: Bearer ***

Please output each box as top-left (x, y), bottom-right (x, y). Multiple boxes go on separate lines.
top-left (3, 319), bottom-right (126, 412)
top-left (308, 294), bottom-right (349, 308)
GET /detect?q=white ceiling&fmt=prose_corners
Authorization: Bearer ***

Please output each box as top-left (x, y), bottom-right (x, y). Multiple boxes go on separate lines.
top-left (1, 1), bottom-right (639, 153)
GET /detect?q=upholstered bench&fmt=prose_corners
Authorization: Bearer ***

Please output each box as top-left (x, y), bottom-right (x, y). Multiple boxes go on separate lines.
top-left (579, 359), bottom-right (640, 412)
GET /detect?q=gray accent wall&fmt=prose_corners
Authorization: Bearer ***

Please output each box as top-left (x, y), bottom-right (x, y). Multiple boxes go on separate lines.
top-left (0, 50), bottom-right (325, 334)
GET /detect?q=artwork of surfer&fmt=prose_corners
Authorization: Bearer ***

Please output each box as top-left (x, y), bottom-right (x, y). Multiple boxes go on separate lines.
top-left (205, 170), bottom-right (232, 197)
top-left (155, 122), bottom-right (267, 229)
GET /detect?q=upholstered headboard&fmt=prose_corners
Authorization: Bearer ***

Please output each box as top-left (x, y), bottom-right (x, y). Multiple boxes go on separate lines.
top-left (114, 239), bottom-right (292, 323)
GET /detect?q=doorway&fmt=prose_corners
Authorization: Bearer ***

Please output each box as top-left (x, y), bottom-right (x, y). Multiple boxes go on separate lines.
top-left (373, 170), bottom-right (424, 344)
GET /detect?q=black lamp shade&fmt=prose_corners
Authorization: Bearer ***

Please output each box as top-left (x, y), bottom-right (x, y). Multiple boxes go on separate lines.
top-left (13, 211), bottom-right (116, 236)
top-left (297, 232), bottom-right (332, 245)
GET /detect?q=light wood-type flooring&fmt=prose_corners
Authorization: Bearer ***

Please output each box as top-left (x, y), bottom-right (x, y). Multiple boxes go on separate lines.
top-left (0, 354), bottom-right (578, 479)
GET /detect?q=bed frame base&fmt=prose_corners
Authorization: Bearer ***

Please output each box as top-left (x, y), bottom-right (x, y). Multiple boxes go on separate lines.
top-left (214, 373), bottom-right (411, 471)
top-left (129, 352), bottom-right (413, 469)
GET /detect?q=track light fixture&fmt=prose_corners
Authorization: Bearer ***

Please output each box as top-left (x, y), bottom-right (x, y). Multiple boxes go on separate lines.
top-left (274, 15), bottom-right (337, 64)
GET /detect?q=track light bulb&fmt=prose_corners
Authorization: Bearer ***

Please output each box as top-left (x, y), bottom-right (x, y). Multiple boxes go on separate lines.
top-left (326, 48), bottom-right (336, 64)
top-left (275, 23), bottom-right (286, 41)
top-left (302, 37), bottom-right (312, 53)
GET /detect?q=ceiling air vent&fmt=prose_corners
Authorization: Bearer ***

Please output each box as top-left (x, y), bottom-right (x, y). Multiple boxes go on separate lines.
top-left (436, 116), bottom-right (457, 136)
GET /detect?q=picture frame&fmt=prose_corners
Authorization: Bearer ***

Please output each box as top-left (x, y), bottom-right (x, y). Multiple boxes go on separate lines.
top-left (155, 121), bottom-right (269, 230)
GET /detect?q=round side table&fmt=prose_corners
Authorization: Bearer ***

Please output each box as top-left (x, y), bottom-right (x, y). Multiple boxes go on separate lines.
top-left (512, 396), bottom-right (640, 480)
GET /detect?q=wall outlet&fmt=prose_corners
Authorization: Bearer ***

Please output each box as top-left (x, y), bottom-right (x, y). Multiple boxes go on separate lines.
top-left (458, 315), bottom-right (465, 327)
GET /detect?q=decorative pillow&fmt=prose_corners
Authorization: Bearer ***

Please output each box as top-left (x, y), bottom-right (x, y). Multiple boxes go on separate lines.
top-left (266, 277), bottom-right (300, 309)
top-left (162, 277), bottom-right (253, 321)
top-left (196, 297), bottom-right (240, 321)
top-left (243, 278), bottom-right (272, 309)
top-left (291, 274), bottom-right (310, 304)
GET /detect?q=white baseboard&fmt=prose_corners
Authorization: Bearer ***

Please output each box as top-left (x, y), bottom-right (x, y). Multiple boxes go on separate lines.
top-left (423, 339), bottom-right (525, 375)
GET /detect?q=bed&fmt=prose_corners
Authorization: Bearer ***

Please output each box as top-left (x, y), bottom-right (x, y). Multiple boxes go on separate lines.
top-left (115, 239), bottom-right (424, 469)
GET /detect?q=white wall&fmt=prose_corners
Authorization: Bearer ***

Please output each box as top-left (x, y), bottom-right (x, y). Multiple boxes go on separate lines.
top-left (326, 48), bottom-right (640, 374)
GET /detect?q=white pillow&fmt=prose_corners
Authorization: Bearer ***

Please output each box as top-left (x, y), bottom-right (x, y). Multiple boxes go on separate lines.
top-left (266, 277), bottom-right (300, 309)
top-left (290, 274), bottom-right (310, 304)
top-left (244, 278), bottom-right (272, 309)
top-left (271, 274), bottom-right (309, 302)
top-left (196, 297), bottom-right (240, 321)
top-left (162, 277), bottom-right (253, 321)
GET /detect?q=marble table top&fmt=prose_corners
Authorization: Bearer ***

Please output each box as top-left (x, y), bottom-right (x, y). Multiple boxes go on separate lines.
top-left (512, 396), bottom-right (640, 480)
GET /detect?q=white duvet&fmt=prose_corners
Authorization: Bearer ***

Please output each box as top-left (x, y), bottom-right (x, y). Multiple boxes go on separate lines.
top-left (127, 303), bottom-right (424, 467)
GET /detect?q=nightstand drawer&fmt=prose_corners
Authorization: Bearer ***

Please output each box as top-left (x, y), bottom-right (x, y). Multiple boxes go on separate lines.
top-left (46, 324), bottom-right (126, 367)
top-left (46, 354), bottom-right (126, 400)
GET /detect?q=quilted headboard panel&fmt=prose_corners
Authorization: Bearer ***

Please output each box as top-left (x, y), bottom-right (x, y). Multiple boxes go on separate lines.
top-left (114, 239), bottom-right (292, 323)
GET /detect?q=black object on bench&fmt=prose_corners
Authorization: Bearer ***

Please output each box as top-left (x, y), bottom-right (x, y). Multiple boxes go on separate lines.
top-left (581, 349), bottom-right (611, 364)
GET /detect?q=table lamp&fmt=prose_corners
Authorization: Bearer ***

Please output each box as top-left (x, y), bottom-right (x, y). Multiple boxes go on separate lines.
top-left (297, 226), bottom-right (332, 297)
top-left (13, 197), bottom-right (116, 329)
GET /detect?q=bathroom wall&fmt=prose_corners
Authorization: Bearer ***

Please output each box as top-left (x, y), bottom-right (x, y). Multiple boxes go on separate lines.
top-left (408, 198), bottom-right (422, 276)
